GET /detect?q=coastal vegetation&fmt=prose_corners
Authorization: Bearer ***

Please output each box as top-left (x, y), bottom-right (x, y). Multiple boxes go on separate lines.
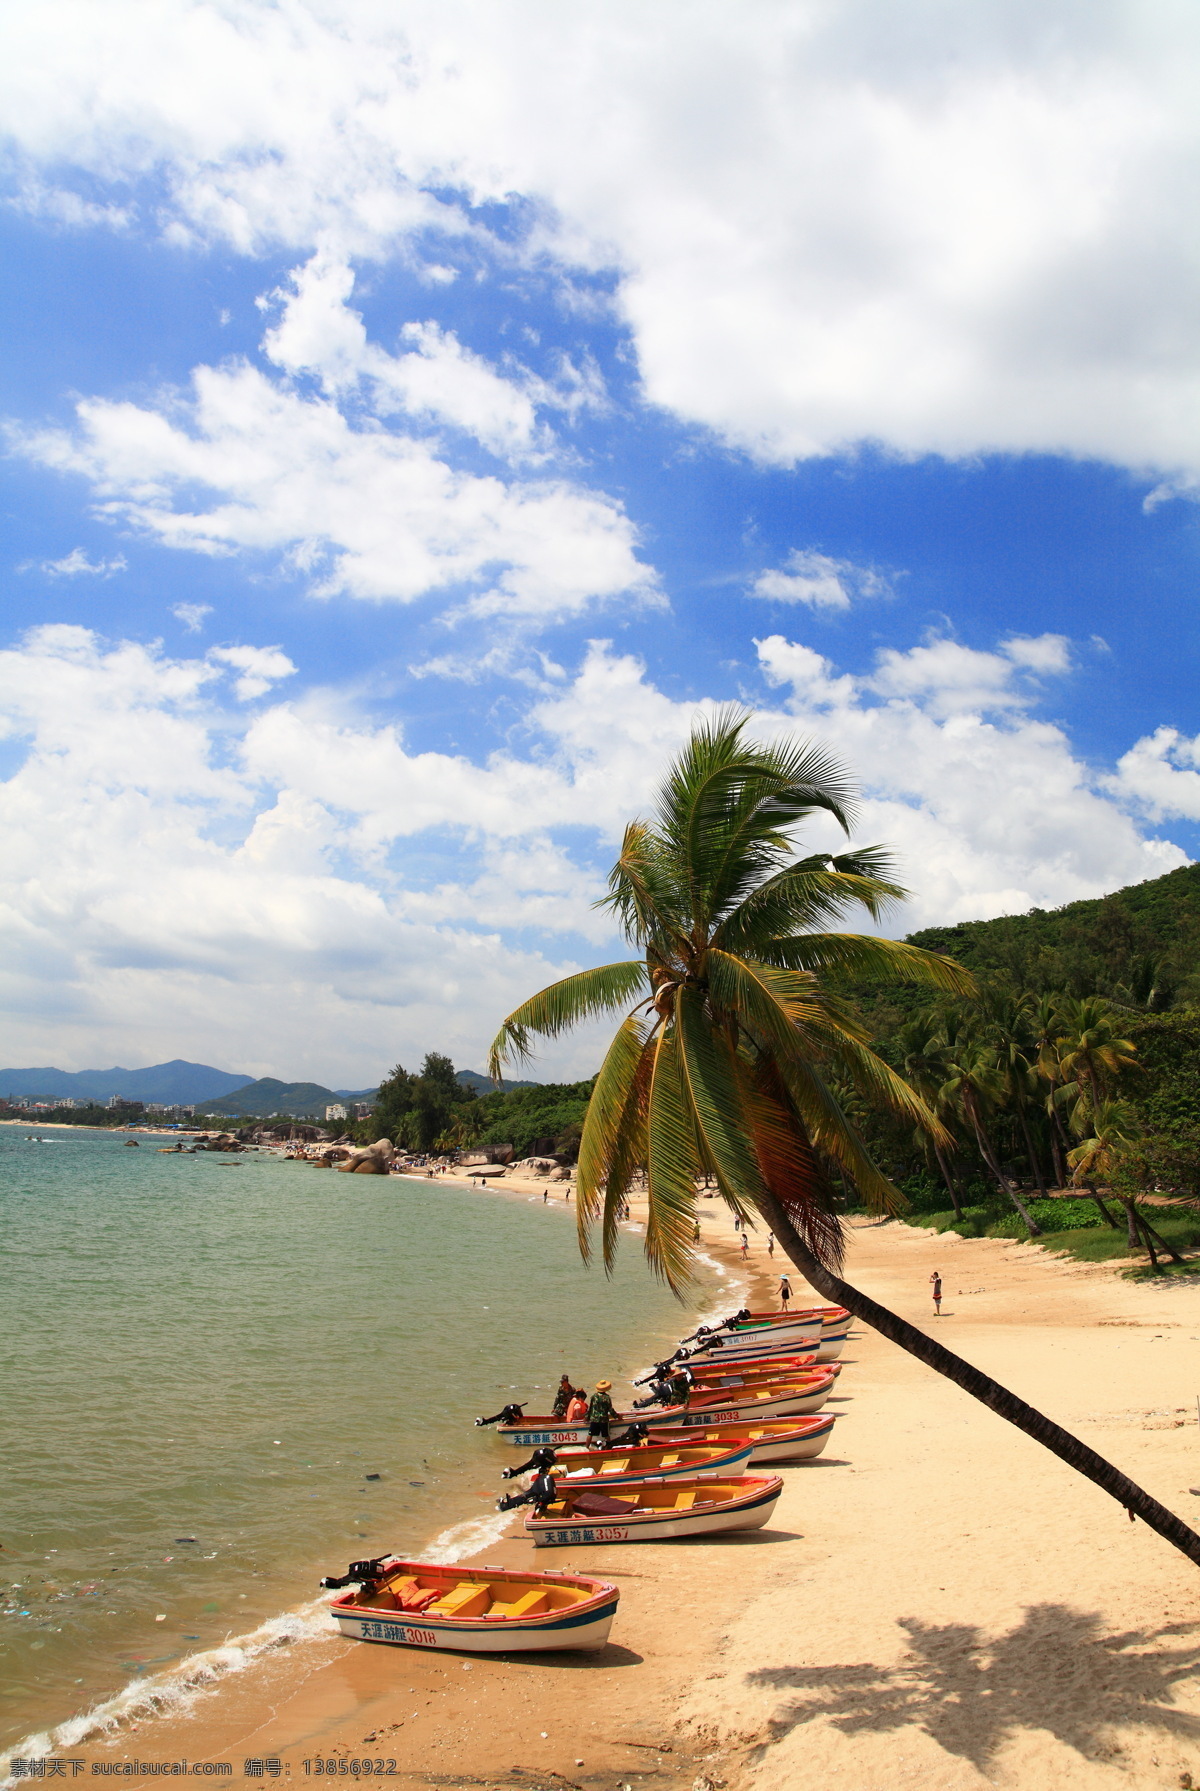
top-left (490, 711), bottom-right (1200, 1569)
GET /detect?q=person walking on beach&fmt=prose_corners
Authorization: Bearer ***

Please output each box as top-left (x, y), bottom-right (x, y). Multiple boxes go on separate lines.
top-left (930, 1269), bottom-right (943, 1317)
top-left (739, 1233), bottom-right (749, 1259)
top-left (767, 1232), bottom-right (775, 1257)
top-left (587, 1380), bottom-right (616, 1448)
top-left (778, 1275), bottom-right (792, 1311)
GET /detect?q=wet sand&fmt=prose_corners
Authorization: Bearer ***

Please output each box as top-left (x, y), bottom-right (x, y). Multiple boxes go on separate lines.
top-left (27, 1217), bottom-right (1200, 1789)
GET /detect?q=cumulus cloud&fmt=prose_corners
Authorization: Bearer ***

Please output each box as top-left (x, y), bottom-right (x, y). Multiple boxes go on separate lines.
top-left (752, 550), bottom-right (893, 610)
top-left (208, 643), bottom-right (297, 701)
top-left (35, 547), bottom-right (127, 577)
top-left (2, 3), bottom-right (1200, 478)
top-left (173, 602), bottom-right (212, 633)
top-left (0, 618), bottom-right (1186, 1079)
top-left (1110, 727), bottom-right (1200, 821)
top-left (11, 351), bottom-right (657, 621)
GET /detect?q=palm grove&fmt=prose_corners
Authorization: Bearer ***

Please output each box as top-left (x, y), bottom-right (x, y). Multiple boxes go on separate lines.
top-left (488, 713), bottom-right (1200, 1569)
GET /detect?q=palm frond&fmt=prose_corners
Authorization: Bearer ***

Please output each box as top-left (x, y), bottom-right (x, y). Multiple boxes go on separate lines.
top-left (575, 1013), bottom-right (652, 1266)
top-left (827, 1029), bottom-right (955, 1147)
top-left (706, 949), bottom-right (845, 1059)
top-left (713, 862), bottom-right (907, 950)
top-left (761, 934), bottom-right (977, 995)
top-left (488, 962), bottom-right (649, 1076)
top-left (643, 1027), bottom-right (701, 1291)
top-left (739, 1054), bottom-right (846, 1274)
top-left (675, 986), bottom-right (767, 1205)
top-left (774, 1053), bottom-right (908, 1214)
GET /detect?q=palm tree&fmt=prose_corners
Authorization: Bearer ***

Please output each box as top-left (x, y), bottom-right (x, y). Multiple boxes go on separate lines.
top-left (984, 990), bottom-right (1050, 1196)
top-left (1055, 996), bottom-right (1139, 1136)
top-left (895, 1017), bottom-right (963, 1217)
top-left (490, 715), bottom-right (1200, 1569)
top-left (1069, 1099), bottom-right (1183, 1265)
top-left (936, 1031), bottom-right (1043, 1236)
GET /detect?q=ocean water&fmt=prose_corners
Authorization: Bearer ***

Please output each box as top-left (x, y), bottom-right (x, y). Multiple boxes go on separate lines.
top-left (0, 1130), bottom-right (732, 1755)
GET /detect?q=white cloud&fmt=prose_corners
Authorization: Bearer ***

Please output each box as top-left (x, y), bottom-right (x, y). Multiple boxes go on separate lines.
top-left (11, 352), bottom-right (657, 622)
top-left (1110, 726), bottom-right (1200, 821)
top-left (866, 632), bottom-right (1071, 717)
top-left (208, 643), bottom-right (297, 701)
top-left (173, 602), bottom-right (212, 633)
top-left (0, 618), bottom-right (1187, 1081)
top-left (36, 547), bottom-right (127, 577)
top-left (262, 254), bottom-right (546, 461)
top-left (3, 3), bottom-right (1200, 478)
top-left (752, 549), bottom-right (892, 610)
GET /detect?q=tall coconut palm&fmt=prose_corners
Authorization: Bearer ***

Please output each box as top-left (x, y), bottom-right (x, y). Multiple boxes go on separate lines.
top-left (489, 715), bottom-right (1200, 1569)
top-left (895, 1016), bottom-right (962, 1216)
top-left (1069, 1098), bottom-right (1182, 1266)
top-left (936, 1032), bottom-right (1043, 1236)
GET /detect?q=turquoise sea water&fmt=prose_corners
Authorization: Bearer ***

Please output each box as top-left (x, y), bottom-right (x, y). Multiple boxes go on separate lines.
top-left (0, 1131), bottom-right (729, 1755)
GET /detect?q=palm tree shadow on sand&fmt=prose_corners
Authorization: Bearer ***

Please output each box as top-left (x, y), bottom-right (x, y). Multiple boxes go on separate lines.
top-left (746, 1604), bottom-right (1200, 1771)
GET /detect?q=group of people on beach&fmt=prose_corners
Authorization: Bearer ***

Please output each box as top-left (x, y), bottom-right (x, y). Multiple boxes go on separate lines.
top-left (552, 1373), bottom-right (617, 1443)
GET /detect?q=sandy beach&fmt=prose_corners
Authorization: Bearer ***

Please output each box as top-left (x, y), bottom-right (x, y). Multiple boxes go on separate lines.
top-left (23, 1211), bottom-right (1200, 1791)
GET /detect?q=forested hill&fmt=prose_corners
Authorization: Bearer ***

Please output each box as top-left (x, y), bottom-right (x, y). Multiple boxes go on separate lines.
top-left (906, 862), bottom-right (1200, 1010)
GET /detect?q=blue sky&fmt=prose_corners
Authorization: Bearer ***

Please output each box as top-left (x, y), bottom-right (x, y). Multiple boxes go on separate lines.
top-left (1, 1), bottom-right (1198, 1084)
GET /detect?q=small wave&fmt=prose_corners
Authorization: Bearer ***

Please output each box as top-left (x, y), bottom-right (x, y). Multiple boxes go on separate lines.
top-left (3, 1602), bottom-right (338, 1780)
top-left (419, 1508), bottom-right (513, 1565)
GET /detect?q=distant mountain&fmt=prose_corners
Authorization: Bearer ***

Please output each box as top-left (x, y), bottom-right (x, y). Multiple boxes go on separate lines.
top-left (0, 1059), bottom-right (251, 1105)
top-left (456, 1069), bottom-right (540, 1094)
top-left (196, 1078), bottom-right (346, 1118)
top-left (0, 1060), bottom-right (540, 1113)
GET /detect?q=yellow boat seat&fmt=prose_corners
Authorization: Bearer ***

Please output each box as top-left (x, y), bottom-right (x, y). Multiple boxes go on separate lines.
top-left (485, 1589), bottom-right (550, 1619)
top-left (673, 1490), bottom-right (697, 1509)
top-left (659, 1453), bottom-right (680, 1466)
top-left (428, 1583), bottom-right (489, 1618)
top-left (606, 1458), bottom-right (629, 1473)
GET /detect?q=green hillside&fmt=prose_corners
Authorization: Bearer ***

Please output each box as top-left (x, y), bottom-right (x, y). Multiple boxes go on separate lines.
top-left (197, 1077), bottom-right (342, 1118)
top-left (906, 862), bottom-right (1200, 1009)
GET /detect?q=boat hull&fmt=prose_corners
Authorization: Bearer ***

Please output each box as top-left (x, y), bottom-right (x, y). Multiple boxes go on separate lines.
top-left (329, 1561), bottom-right (618, 1652)
top-left (526, 1476), bottom-right (783, 1547)
top-left (331, 1602), bottom-right (617, 1651)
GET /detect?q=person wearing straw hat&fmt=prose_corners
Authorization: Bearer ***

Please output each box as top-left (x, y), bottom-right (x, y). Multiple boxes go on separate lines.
top-left (587, 1380), bottom-right (616, 1447)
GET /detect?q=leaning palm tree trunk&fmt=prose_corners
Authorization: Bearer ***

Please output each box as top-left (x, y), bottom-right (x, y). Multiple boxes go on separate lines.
top-left (757, 1190), bottom-right (1200, 1566)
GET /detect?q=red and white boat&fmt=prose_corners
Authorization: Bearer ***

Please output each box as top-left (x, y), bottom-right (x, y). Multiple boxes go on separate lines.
top-left (522, 1473), bottom-right (784, 1546)
top-left (324, 1558), bottom-right (618, 1651)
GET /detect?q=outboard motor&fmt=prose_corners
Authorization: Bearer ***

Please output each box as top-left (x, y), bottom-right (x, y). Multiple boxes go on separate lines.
top-left (475, 1402), bottom-right (526, 1427)
top-left (501, 1446), bottom-right (557, 1480)
top-left (497, 1469), bottom-right (558, 1516)
top-left (633, 1360), bottom-right (675, 1388)
top-left (321, 1556), bottom-right (391, 1592)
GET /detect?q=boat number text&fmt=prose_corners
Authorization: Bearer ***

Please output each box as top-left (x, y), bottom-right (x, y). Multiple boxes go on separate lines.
top-left (542, 1526), bottom-right (629, 1544)
top-left (355, 1619), bottom-right (438, 1646)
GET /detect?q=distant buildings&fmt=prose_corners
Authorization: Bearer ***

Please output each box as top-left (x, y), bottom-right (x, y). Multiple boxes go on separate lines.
top-left (325, 1102), bottom-right (348, 1121)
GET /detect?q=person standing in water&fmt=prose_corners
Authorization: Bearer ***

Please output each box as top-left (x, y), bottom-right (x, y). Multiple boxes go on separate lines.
top-left (778, 1275), bottom-right (792, 1311)
top-left (930, 1269), bottom-right (943, 1317)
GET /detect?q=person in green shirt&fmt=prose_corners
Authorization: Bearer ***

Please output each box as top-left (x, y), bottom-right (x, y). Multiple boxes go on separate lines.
top-left (587, 1380), bottom-right (615, 1447)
